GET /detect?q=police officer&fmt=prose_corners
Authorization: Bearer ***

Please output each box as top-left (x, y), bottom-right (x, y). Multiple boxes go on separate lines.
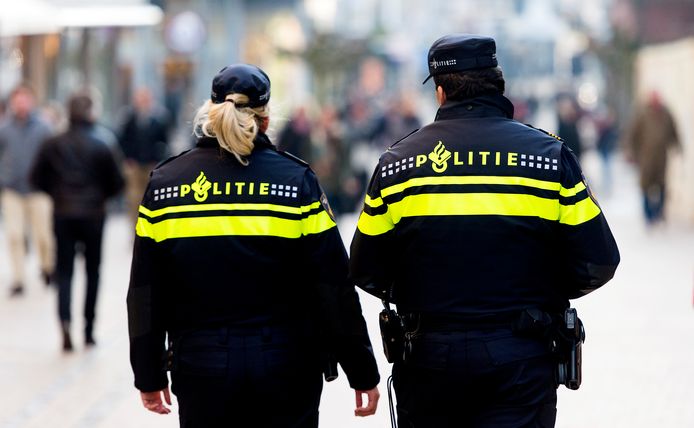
top-left (350, 34), bottom-right (620, 427)
top-left (127, 64), bottom-right (380, 427)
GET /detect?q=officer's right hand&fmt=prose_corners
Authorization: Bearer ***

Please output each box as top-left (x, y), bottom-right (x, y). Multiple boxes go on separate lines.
top-left (140, 387), bottom-right (172, 414)
top-left (354, 387), bottom-right (379, 417)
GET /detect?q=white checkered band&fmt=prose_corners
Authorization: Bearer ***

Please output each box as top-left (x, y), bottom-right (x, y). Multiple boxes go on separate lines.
top-left (154, 186), bottom-right (180, 201)
top-left (269, 183), bottom-right (299, 199)
top-left (381, 156), bottom-right (416, 178)
top-left (519, 153), bottom-right (558, 171)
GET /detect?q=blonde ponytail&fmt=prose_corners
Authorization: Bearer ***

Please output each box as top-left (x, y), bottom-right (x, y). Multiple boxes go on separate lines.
top-left (193, 93), bottom-right (269, 165)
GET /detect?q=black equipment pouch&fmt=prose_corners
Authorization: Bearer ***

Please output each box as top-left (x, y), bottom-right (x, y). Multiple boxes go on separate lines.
top-left (513, 308), bottom-right (553, 337)
top-left (554, 308), bottom-right (585, 390)
top-left (379, 300), bottom-right (406, 363)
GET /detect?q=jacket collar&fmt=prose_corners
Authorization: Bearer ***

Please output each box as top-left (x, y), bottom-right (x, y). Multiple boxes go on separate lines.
top-left (435, 94), bottom-right (514, 121)
top-left (196, 132), bottom-right (275, 152)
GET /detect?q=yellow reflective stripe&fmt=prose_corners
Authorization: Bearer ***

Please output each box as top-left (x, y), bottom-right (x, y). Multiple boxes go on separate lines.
top-left (136, 216), bottom-right (301, 241)
top-left (300, 201), bottom-right (323, 213)
top-left (301, 210), bottom-right (337, 235)
top-left (559, 196), bottom-right (601, 225)
top-left (380, 176), bottom-right (561, 199)
top-left (136, 210), bottom-right (335, 242)
top-left (387, 193), bottom-right (560, 223)
top-left (139, 201), bottom-right (322, 218)
top-left (357, 191), bottom-right (601, 233)
top-left (364, 194), bottom-right (384, 208)
top-left (559, 181), bottom-right (587, 198)
top-left (356, 210), bottom-right (395, 236)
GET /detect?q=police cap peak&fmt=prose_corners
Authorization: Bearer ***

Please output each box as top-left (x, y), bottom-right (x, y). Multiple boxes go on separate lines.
top-left (423, 34), bottom-right (498, 84)
top-left (211, 63), bottom-right (271, 107)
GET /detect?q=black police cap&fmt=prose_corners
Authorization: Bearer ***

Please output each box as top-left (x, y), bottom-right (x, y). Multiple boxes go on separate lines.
top-left (423, 34), bottom-right (498, 84)
top-left (211, 64), bottom-right (271, 108)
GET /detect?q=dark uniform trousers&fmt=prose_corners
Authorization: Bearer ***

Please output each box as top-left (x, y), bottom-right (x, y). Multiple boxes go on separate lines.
top-left (393, 328), bottom-right (557, 428)
top-left (170, 326), bottom-right (323, 428)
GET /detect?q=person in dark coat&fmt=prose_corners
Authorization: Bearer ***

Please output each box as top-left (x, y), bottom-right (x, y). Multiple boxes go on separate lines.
top-left (117, 88), bottom-right (170, 226)
top-left (623, 91), bottom-right (680, 226)
top-left (31, 92), bottom-right (125, 351)
top-left (277, 106), bottom-right (313, 162)
top-left (556, 95), bottom-right (583, 160)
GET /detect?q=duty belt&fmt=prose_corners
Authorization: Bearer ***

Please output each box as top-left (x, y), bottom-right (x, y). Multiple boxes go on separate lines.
top-left (405, 311), bottom-right (522, 332)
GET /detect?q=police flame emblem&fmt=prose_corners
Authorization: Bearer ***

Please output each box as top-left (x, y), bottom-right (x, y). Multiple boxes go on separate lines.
top-left (428, 141), bottom-right (452, 173)
top-left (191, 171), bottom-right (212, 202)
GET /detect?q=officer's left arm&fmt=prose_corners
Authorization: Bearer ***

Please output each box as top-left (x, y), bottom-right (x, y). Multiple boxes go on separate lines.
top-left (557, 145), bottom-right (620, 298)
top-left (126, 182), bottom-right (169, 393)
top-left (349, 165), bottom-right (396, 300)
top-left (300, 169), bottom-right (381, 391)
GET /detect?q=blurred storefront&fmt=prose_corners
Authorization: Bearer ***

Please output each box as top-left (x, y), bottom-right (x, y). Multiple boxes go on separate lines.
top-left (0, 0), bottom-right (163, 125)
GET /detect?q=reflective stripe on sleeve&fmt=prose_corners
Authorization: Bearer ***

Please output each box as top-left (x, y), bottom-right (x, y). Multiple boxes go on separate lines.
top-left (559, 196), bottom-right (601, 225)
top-left (364, 194), bottom-right (384, 208)
top-left (301, 210), bottom-right (337, 236)
top-left (356, 210), bottom-right (395, 236)
top-left (559, 181), bottom-right (587, 198)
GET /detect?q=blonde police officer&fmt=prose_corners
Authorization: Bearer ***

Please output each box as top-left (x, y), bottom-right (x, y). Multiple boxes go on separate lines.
top-left (127, 64), bottom-right (380, 427)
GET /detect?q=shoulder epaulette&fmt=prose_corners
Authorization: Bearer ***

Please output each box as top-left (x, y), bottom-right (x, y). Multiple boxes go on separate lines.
top-left (389, 128), bottom-right (420, 149)
top-left (524, 124), bottom-right (563, 141)
top-left (277, 150), bottom-right (309, 167)
top-left (153, 149), bottom-right (192, 171)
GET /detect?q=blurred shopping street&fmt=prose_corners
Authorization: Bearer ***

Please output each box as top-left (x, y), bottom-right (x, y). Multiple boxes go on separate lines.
top-left (1, 153), bottom-right (693, 428)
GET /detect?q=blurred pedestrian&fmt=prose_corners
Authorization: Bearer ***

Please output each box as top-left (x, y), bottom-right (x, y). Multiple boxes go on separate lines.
top-left (127, 64), bottom-right (380, 427)
top-left (351, 34), bottom-right (620, 428)
top-left (277, 106), bottom-right (313, 162)
top-left (370, 94), bottom-right (421, 150)
top-left (0, 83), bottom-right (55, 296)
top-left (311, 105), bottom-right (345, 214)
top-left (117, 87), bottom-right (170, 226)
top-left (557, 94), bottom-right (583, 160)
top-left (41, 100), bottom-right (68, 134)
top-left (30, 92), bottom-right (124, 351)
top-left (624, 91), bottom-right (680, 226)
top-left (595, 107), bottom-right (619, 195)
top-left (342, 97), bottom-right (379, 211)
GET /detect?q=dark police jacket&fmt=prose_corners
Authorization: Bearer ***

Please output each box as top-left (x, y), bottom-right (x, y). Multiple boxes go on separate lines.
top-left (350, 94), bottom-right (620, 317)
top-left (127, 133), bottom-right (379, 392)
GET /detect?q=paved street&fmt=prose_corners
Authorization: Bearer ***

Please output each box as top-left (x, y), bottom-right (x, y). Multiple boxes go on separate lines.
top-left (1, 154), bottom-right (693, 428)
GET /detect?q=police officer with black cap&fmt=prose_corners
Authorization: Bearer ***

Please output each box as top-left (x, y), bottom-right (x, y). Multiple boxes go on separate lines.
top-left (350, 34), bottom-right (620, 427)
top-left (127, 63), bottom-right (380, 427)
